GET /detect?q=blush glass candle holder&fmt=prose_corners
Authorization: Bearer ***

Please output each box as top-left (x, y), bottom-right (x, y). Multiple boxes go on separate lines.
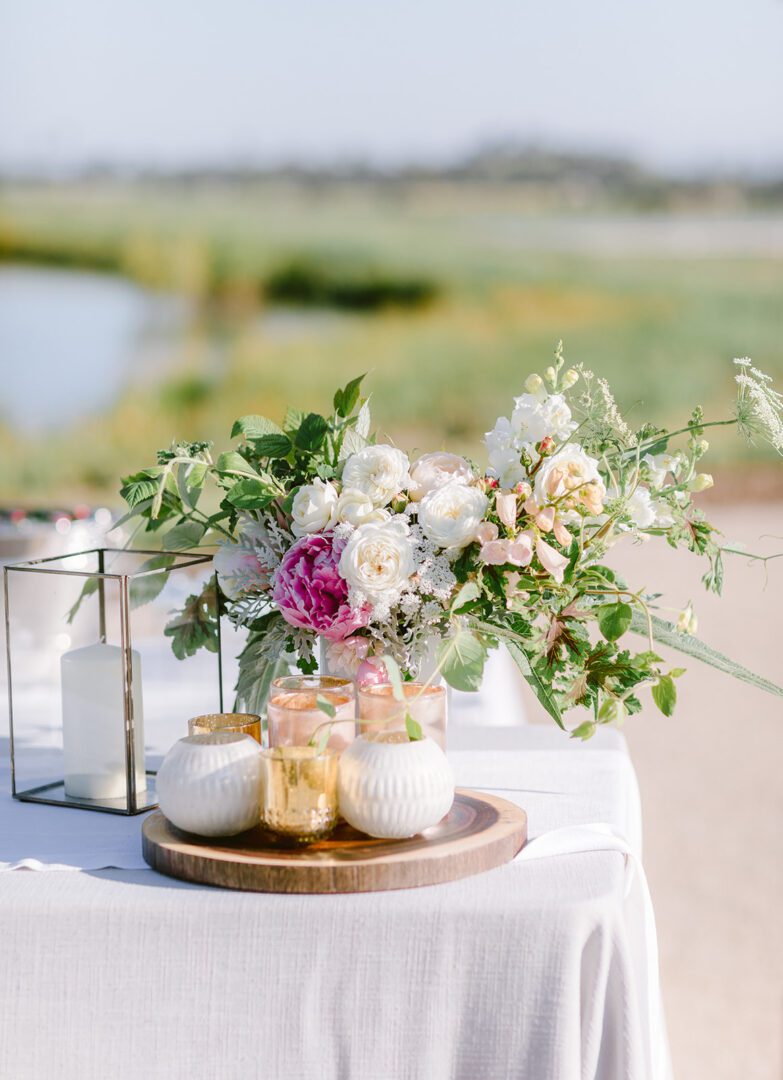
top-left (357, 683), bottom-right (448, 750)
top-left (260, 745), bottom-right (338, 842)
top-left (267, 675), bottom-right (355, 752)
top-left (188, 712), bottom-right (262, 744)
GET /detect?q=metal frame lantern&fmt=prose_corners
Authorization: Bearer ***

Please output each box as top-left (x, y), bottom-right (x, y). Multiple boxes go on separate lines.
top-left (3, 547), bottom-right (223, 814)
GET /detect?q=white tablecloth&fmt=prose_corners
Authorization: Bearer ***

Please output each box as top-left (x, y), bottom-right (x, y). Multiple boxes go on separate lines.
top-left (0, 726), bottom-right (671, 1080)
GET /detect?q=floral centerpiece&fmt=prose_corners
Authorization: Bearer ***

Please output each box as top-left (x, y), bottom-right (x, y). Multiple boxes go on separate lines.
top-left (119, 351), bottom-right (783, 737)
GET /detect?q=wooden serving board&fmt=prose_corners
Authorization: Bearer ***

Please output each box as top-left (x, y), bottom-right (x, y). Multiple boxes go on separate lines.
top-left (141, 788), bottom-right (527, 894)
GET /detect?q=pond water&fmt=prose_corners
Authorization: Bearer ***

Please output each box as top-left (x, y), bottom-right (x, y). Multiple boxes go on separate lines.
top-left (0, 266), bottom-right (187, 432)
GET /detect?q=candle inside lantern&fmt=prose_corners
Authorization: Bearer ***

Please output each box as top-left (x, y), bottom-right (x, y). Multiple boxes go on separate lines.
top-left (61, 643), bottom-right (146, 800)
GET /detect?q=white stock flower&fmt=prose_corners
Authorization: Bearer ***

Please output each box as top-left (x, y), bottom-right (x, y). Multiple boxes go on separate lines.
top-left (338, 518), bottom-right (416, 597)
top-left (484, 416), bottom-right (527, 488)
top-left (534, 444), bottom-right (606, 517)
top-left (408, 451), bottom-right (474, 501)
top-left (336, 487), bottom-right (390, 527)
top-left (341, 445), bottom-right (410, 506)
top-left (417, 482), bottom-right (489, 551)
top-left (290, 478), bottom-right (339, 536)
top-left (511, 392), bottom-right (576, 445)
top-left (625, 486), bottom-right (656, 529)
top-left (642, 453), bottom-right (679, 490)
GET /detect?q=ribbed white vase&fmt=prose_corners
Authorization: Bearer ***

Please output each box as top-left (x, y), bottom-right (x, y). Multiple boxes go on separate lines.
top-left (337, 733), bottom-right (455, 839)
top-left (156, 733), bottom-right (263, 837)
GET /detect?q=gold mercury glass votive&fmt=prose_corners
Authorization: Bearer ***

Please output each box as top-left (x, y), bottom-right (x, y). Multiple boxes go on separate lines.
top-left (358, 683), bottom-right (447, 750)
top-left (188, 712), bottom-right (262, 745)
top-left (260, 746), bottom-right (339, 843)
top-left (267, 676), bottom-right (356, 751)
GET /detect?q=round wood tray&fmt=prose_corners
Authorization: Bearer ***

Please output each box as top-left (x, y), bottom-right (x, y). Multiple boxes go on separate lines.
top-left (141, 788), bottom-right (527, 894)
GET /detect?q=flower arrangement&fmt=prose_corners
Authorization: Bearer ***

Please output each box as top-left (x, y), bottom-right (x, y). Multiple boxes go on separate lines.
top-left (119, 350), bottom-right (783, 737)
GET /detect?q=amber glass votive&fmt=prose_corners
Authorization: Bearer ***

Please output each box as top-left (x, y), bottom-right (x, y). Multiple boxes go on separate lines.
top-left (188, 712), bottom-right (262, 745)
top-left (260, 746), bottom-right (338, 843)
top-left (267, 676), bottom-right (355, 752)
top-left (358, 683), bottom-right (447, 750)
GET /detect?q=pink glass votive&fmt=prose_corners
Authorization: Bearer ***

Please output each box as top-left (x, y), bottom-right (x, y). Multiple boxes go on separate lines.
top-left (357, 683), bottom-right (447, 750)
top-left (267, 676), bottom-right (356, 753)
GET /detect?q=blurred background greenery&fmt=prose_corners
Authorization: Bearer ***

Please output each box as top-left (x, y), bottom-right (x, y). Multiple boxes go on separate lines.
top-left (2, 168), bottom-right (782, 505)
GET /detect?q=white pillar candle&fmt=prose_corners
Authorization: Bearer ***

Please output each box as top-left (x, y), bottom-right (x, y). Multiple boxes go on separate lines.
top-left (61, 643), bottom-right (146, 800)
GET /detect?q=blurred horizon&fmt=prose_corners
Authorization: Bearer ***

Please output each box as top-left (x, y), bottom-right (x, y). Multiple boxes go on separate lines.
top-left (2, 0), bottom-right (783, 175)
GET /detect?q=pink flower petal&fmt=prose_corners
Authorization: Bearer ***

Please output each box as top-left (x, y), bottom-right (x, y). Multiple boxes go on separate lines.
top-left (536, 537), bottom-right (570, 583)
top-left (535, 506), bottom-right (555, 533)
top-left (496, 491), bottom-right (518, 530)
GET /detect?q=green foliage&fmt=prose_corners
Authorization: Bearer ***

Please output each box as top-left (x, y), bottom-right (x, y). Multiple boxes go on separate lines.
top-left (164, 580), bottom-right (220, 660)
top-left (629, 611), bottom-right (783, 699)
top-left (596, 601), bottom-right (634, 642)
top-left (334, 374), bottom-right (366, 417)
top-left (437, 625), bottom-right (487, 692)
top-left (651, 675), bottom-right (677, 716)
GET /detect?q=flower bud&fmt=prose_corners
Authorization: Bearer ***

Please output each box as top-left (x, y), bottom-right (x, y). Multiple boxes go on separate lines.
top-left (538, 436), bottom-right (555, 455)
top-left (544, 366), bottom-right (557, 384)
top-left (561, 368), bottom-right (579, 389)
top-left (697, 439), bottom-right (709, 454)
top-left (514, 481), bottom-right (532, 498)
top-left (690, 473), bottom-right (714, 492)
top-left (676, 603), bottom-right (698, 635)
top-left (524, 373), bottom-right (544, 394)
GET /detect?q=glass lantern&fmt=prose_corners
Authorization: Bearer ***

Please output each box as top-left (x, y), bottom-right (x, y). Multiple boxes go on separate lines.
top-left (3, 547), bottom-right (224, 814)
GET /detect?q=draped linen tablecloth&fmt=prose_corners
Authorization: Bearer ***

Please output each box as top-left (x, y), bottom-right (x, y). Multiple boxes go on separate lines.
top-left (0, 725), bottom-right (671, 1080)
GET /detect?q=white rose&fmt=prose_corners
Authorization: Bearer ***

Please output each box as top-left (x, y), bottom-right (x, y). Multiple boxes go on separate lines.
top-left (484, 416), bottom-right (527, 488)
top-left (291, 478), bottom-right (339, 536)
top-left (336, 487), bottom-right (391, 527)
top-left (511, 392), bottom-right (576, 445)
top-left (417, 482), bottom-right (489, 550)
top-left (338, 519), bottom-right (416, 595)
top-left (408, 451), bottom-right (474, 501)
top-left (534, 444), bottom-right (606, 517)
top-left (341, 445), bottom-right (410, 506)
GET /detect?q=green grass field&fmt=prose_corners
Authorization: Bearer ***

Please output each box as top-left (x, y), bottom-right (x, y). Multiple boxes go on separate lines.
top-left (1, 182), bottom-right (782, 503)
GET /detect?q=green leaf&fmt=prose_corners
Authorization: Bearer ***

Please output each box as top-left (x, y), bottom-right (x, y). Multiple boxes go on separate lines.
top-left (381, 654), bottom-right (405, 701)
top-left (215, 451), bottom-right (260, 478)
top-left (310, 723), bottom-right (332, 756)
top-left (333, 374), bottom-right (366, 417)
top-left (337, 425), bottom-right (368, 461)
top-left (405, 710), bottom-right (424, 741)
top-left (164, 521), bottom-right (206, 550)
top-left (630, 611), bottom-right (783, 699)
top-left (129, 554), bottom-right (176, 610)
top-left (294, 412), bottom-right (329, 453)
top-left (596, 602), bottom-right (633, 642)
top-left (231, 415), bottom-right (283, 440)
top-left (251, 433), bottom-right (293, 459)
top-left (120, 470), bottom-right (162, 508)
top-left (226, 478), bottom-right (277, 510)
top-left (283, 406), bottom-right (306, 433)
top-left (570, 720), bottom-right (596, 741)
top-left (177, 461), bottom-right (209, 510)
top-left (437, 626), bottom-right (487, 692)
top-left (66, 576), bottom-right (100, 624)
top-left (233, 618), bottom-right (289, 711)
top-left (563, 538), bottom-right (580, 584)
top-left (451, 581), bottom-right (482, 614)
top-left (504, 640), bottom-right (565, 729)
top-left (598, 697), bottom-right (627, 725)
top-left (651, 675), bottom-right (677, 716)
top-left (315, 694), bottom-right (337, 718)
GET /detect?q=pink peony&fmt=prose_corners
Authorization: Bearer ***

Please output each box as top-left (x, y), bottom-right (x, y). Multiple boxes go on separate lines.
top-left (272, 534), bottom-right (368, 641)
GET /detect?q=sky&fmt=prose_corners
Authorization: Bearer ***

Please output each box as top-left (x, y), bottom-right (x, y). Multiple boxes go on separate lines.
top-left (1, 0), bottom-right (782, 175)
